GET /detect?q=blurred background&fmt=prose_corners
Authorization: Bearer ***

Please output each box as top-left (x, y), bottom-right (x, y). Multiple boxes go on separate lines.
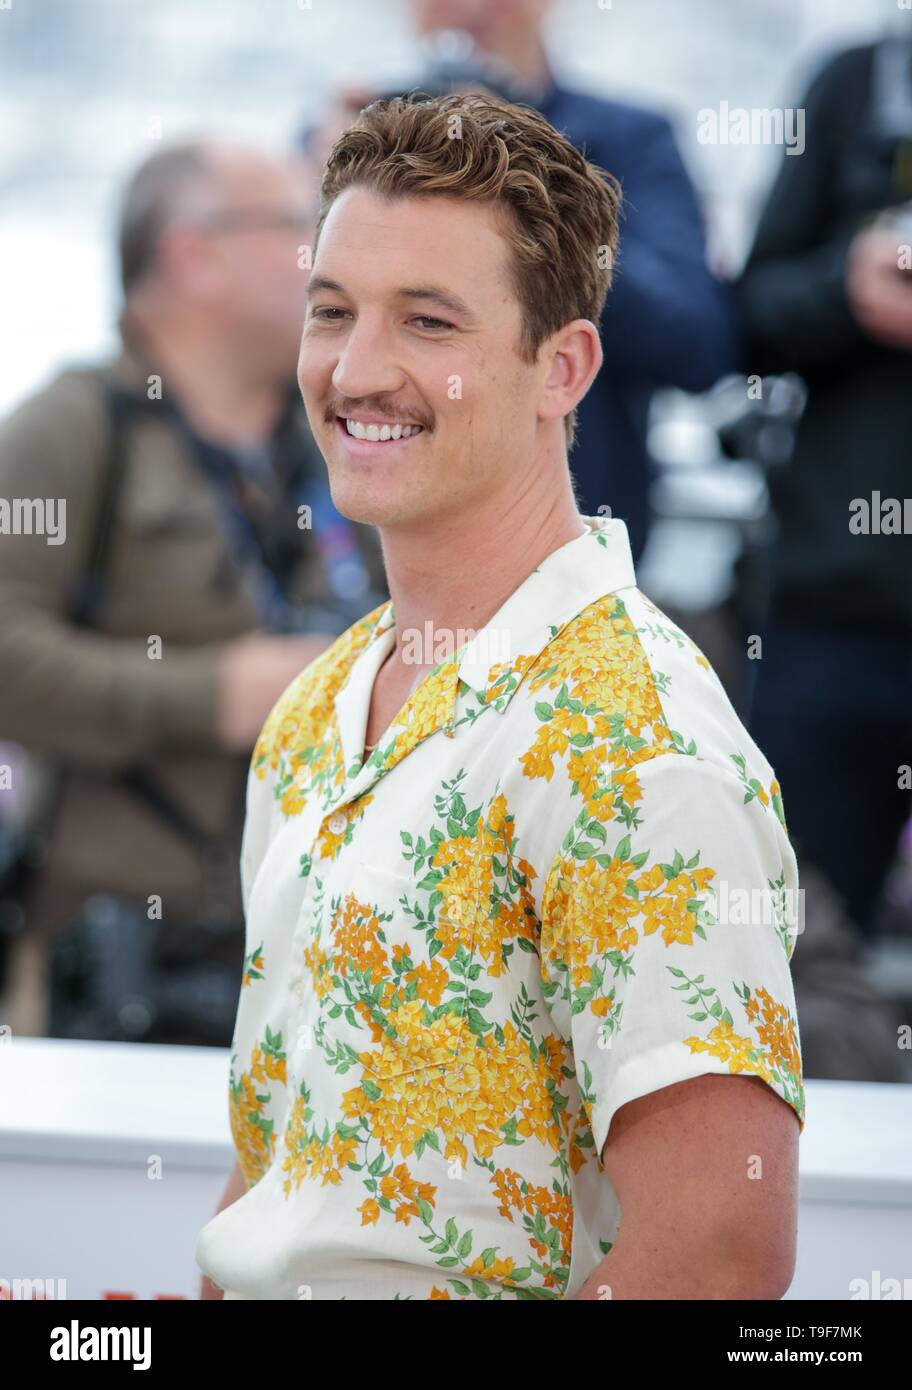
top-left (0, 0), bottom-right (910, 1088)
top-left (0, 0), bottom-right (899, 409)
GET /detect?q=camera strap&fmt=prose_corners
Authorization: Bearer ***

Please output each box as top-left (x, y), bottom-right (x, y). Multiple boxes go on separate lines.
top-left (118, 763), bottom-right (243, 926)
top-left (70, 380), bottom-right (244, 906)
top-left (5, 382), bottom-right (141, 920)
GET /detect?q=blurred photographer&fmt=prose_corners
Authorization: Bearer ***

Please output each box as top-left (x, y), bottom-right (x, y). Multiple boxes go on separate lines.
top-left (0, 140), bottom-right (387, 1041)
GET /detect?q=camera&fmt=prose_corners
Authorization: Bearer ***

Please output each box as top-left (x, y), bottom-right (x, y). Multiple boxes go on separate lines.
top-left (48, 894), bottom-right (242, 1047)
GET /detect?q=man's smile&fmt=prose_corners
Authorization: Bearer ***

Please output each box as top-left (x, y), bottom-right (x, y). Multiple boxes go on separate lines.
top-left (334, 413), bottom-right (427, 456)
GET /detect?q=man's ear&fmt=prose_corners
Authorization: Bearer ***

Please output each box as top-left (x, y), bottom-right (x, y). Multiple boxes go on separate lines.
top-left (538, 319), bottom-right (603, 426)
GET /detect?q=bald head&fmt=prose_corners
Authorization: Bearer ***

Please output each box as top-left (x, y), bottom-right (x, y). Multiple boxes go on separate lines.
top-left (118, 140), bottom-right (316, 380)
top-left (118, 140), bottom-right (316, 291)
top-left (118, 141), bottom-right (218, 296)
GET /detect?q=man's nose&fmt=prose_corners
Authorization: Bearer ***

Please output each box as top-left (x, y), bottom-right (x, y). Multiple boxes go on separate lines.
top-left (331, 316), bottom-right (403, 400)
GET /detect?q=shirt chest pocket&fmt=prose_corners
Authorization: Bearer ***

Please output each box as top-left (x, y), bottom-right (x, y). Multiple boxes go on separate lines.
top-left (313, 859), bottom-right (484, 1081)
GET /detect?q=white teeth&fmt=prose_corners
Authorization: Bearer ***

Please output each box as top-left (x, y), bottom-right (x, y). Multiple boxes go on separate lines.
top-left (344, 418), bottom-right (423, 441)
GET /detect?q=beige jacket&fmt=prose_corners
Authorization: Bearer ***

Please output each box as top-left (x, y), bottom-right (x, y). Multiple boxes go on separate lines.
top-left (0, 341), bottom-right (387, 1032)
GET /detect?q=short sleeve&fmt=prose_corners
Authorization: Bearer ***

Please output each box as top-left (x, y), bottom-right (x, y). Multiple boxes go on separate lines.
top-left (539, 752), bottom-right (806, 1164)
top-left (239, 754), bottom-right (271, 921)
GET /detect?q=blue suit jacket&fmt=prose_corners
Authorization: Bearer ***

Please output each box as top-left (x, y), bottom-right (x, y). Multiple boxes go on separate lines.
top-left (538, 81), bottom-right (740, 558)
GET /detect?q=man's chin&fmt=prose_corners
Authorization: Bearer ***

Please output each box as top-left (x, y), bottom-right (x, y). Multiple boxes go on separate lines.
top-left (325, 481), bottom-right (432, 531)
top-left (322, 480), bottom-right (398, 528)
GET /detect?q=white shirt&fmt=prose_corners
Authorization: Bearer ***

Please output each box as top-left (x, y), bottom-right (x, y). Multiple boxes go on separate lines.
top-left (195, 513), bottom-right (805, 1300)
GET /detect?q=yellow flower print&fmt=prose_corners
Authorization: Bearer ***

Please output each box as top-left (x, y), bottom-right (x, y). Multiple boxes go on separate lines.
top-left (613, 767), bottom-right (643, 808)
top-left (382, 659), bottom-right (460, 768)
top-left (669, 967), bottom-right (805, 1128)
top-left (280, 785), bottom-right (306, 817)
top-left (241, 944), bottom-right (264, 988)
top-left (730, 752), bottom-right (788, 831)
top-left (684, 1018), bottom-right (774, 1083)
top-left (282, 1084), bottom-right (359, 1194)
top-left (565, 742), bottom-right (610, 803)
top-left (635, 862), bottom-right (665, 892)
top-left (404, 956), bottom-right (450, 1006)
top-left (483, 652), bottom-right (539, 706)
top-left (253, 603), bottom-right (388, 814)
top-left (330, 894), bottom-right (391, 985)
top-left (352, 1002), bottom-right (466, 1083)
top-left (568, 1108), bottom-right (596, 1174)
top-left (640, 864), bottom-right (716, 947)
top-left (425, 787), bottom-right (538, 976)
top-left (543, 853), bottom-right (642, 970)
top-left (769, 778), bottom-right (788, 831)
top-left (491, 1167), bottom-right (573, 1286)
top-left (229, 1028), bottom-right (287, 1188)
top-left (359, 1198), bottom-right (380, 1226)
top-left (743, 984), bottom-right (803, 1080)
top-left (302, 939), bottom-right (331, 1001)
top-left (542, 825), bottom-right (718, 1019)
top-left (340, 1022), bottom-right (569, 1162)
top-left (259, 1043), bottom-right (286, 1085)
top-left (378, 1163), bottom-right (437, 1226)
top-left (464, 1253), bottom-right (518, 1282)
top-left (313, 793), bottom-right (374, 861)
top-left (525, 596), bottom-right (666, 729)
top-left (519, 596), bottom-right (677, 828)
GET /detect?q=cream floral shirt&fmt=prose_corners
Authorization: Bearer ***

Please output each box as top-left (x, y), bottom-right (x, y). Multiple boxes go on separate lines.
top-left (195, 514), bottom-right (805, 1300)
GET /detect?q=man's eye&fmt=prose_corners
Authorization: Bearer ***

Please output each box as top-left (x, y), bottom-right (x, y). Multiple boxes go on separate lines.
top-left (412, 316), bottom-right (453, 331)
top-left (312, 307), bottom-right (347, 321)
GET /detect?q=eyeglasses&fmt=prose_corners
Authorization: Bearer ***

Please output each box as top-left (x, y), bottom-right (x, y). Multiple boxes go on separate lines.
top-left (193, 207), bottom-right (314, 234)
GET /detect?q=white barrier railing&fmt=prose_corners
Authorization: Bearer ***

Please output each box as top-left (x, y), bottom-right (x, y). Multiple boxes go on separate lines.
top-left (0, 1038), bottom-right (909, 1300)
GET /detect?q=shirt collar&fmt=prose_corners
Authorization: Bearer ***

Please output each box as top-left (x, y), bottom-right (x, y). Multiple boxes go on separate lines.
top-left (354, 511), bottom-right (635, 708)
top-left (331, 513), bottom-right (636, 802)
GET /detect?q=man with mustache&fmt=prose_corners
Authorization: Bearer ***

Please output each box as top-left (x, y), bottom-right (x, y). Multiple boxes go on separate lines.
top-left (197, 92), bottom-right (803, 1301)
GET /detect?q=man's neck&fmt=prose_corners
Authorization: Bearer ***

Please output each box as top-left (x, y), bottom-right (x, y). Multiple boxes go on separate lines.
top-left (380, 479), bottom-right (587, 680)
top-left (123, 315), bottom-right (289, 448)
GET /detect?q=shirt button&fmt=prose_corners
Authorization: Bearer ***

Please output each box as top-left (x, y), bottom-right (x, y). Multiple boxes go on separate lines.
top-left (327, 812), bottom-right (347, 835)
top-left (293, 1023), bottom-right (314, 1070)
